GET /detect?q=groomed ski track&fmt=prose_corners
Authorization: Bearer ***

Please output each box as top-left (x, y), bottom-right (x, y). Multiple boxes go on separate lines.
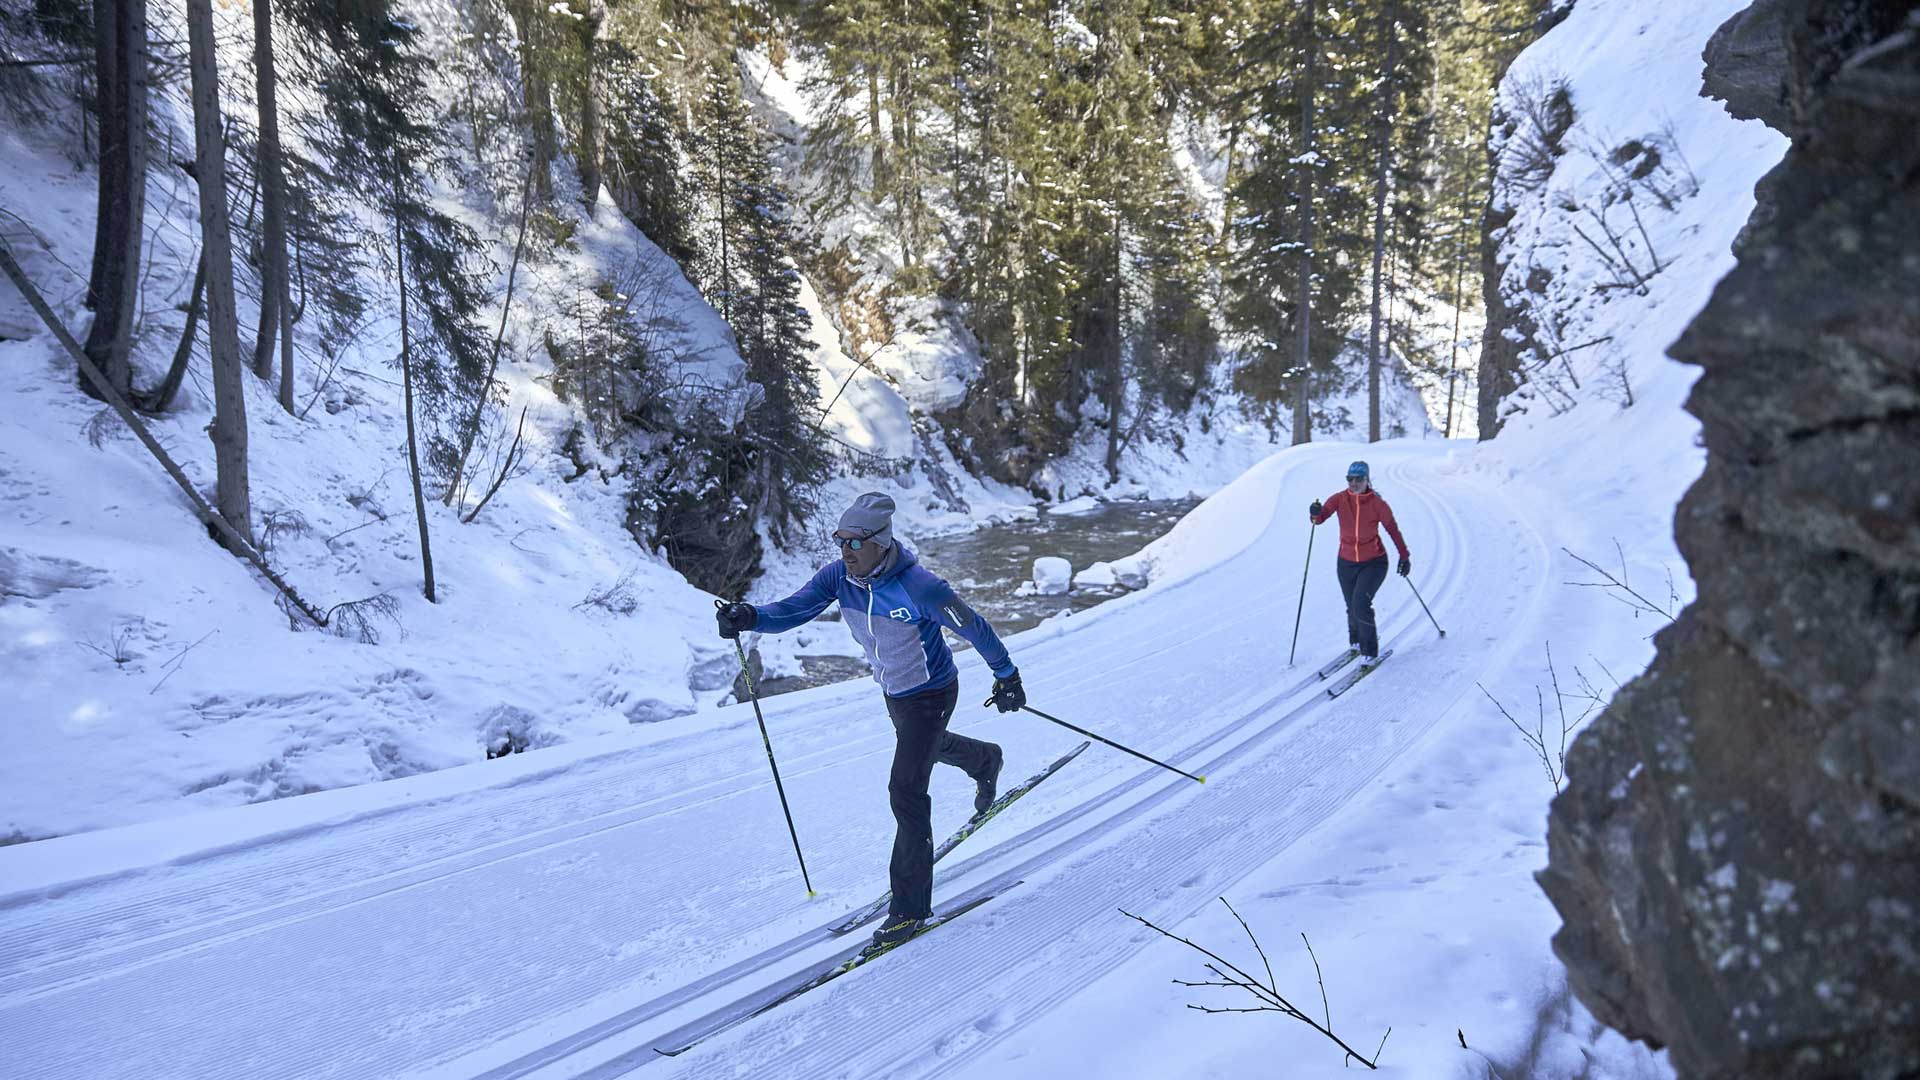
top-left (0, 442), bottom-right (1552, 1079)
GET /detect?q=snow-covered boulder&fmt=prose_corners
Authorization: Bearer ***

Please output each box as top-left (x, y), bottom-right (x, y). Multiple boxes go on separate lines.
top-left (1031, 557), bottom-right (1072, 595)
top-left (1049, 495), bottom-right (1102, 517)
top-left (1105, 554), bottom-right (1153, 591)
top-left (1073, 561), bottom-right (1117, 590)
top-left (1075, 557), bottom-right (1128, 591)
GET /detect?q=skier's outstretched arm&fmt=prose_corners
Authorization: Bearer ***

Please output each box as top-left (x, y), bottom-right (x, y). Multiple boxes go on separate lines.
top-left (753, 562), bottom-right (841, 633)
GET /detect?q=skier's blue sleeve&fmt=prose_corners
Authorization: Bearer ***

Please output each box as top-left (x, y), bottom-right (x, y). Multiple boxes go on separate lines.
top-left (917, 574), bottom-right (1017, 679)
top-left (753, 562), bottom-right (840, 633)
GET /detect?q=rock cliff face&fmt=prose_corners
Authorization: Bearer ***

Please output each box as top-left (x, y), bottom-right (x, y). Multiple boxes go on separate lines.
top-left (1538, 2), bottom-right (1920, 1077)
top-left (1474, 3), bottom-right (1573, 441)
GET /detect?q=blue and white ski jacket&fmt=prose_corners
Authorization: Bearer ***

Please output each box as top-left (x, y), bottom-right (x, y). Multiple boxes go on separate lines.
top-left (750, 545), bottom-right (1016, 698)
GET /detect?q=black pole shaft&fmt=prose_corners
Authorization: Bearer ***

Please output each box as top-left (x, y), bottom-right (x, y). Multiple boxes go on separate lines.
top-left (730, 631), bottom-right (815, 895)
top-left (1405, 575), bottom-right (1446, 638)
top-left (1288, 517), bottom-right (1317, 665)
top-left (1019, 704), bottom-right (1205, 785)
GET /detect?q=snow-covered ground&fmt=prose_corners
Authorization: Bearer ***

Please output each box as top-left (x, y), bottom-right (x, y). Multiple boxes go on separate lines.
top-left (0, 435), bottom-right (1646, 1079)
top-left (0, 0), bottom-right (1792, 1074)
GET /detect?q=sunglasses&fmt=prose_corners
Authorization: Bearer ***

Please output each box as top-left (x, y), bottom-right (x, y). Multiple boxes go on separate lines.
top-left (1346, 475), bottom-right (1368, 483)
top-left (834, 530), bottom-right (881, 551)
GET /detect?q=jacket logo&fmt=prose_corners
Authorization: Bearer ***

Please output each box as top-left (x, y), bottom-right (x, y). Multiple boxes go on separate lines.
top-left (889, 607), bottom-right (912, 621)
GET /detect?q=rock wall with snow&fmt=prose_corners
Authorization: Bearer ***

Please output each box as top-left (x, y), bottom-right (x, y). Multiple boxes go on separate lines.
top-left (1539, 1), bottom-right (1920, 1075)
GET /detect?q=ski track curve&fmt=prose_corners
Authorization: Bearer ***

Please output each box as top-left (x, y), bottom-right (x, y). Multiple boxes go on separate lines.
top-left (0, 445), bottom-right (1549, 1080)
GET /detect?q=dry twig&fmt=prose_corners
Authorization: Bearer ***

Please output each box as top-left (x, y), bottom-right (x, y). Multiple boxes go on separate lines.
top-left (1123, 901), bottom-right (1390, 1069)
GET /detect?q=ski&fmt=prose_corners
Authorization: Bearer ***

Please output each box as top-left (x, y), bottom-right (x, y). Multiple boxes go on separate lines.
top-left (655, 883), bottom-right (1020, 1057)
top-left (1327, 649), bottom-right (1393, 698)
top-left (1315, 648), bottom-right (1361, 680)
top-left (828, 741), bottom-right (1089, 935)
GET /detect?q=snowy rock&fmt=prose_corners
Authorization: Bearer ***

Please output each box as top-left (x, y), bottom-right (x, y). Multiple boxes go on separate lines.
top-left (685, 642), bottom-right (738, 692)
top-left (1030, 557), bottom-right (1072, 595)
top-left (1107, 554), bottom-right (1152, 591)
top-left (1072, 561), bottom-right (1118, 590)
top-left (1049, 495), bottom-right (1102, 517)
top-left (623, 696), bottom-right (695, 725)
top-left (478, 705), bottom-right (559, 758)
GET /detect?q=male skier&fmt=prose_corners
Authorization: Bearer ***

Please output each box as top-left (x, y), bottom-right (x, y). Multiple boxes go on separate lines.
top-left (716, 492), bottom-right (1027, 951)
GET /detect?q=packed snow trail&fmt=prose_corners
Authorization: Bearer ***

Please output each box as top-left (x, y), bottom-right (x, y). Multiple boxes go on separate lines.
top-left (0, 442), bottom-right (1548, 1080)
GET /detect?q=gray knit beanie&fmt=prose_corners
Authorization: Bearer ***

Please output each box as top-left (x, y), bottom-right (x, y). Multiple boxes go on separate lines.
top-left (838, 492), bottom-right (896, 548)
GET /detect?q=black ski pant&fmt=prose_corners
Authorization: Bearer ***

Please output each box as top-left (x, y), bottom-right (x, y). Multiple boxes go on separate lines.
top-left (883, 678), bottom-right (998, 921)
top-left (1336, 555), bottom-right (1390, 658)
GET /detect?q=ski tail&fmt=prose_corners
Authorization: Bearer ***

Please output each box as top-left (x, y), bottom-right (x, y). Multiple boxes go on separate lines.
top-left (1315, 648), bottom-right (1362, 680)
top-left (656, 883), bottom-right (1021, 1056)
top-left (1327, 649), bottom-right (1393, 698)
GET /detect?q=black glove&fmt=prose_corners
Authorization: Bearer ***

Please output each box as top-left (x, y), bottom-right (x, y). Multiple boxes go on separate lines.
top-left (1397, 555), bottom-right (1411, 577)
top-left (1309, 499), bottom-right (1323, 522)
top-left (985, 670), bottom-right (1026, 713)
top-left (715, 601), bottom-right (757, 639)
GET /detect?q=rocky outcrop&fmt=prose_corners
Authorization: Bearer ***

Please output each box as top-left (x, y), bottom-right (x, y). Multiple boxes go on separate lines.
top-left (1475, 2), bottom-right (1575, 441)
top-left (1538, 2), bottom-right (1920, 1077)
top-left (1701, 0), bottom-right (1794, 130)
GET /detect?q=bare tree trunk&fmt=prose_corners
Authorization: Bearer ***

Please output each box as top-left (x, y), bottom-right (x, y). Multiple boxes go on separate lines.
top-left (277, 238), bottom-right (295, 410)
top-left (186, 0), bottom-right (252, 547)
top-left (867, 63), bottom-right (885, 200)
top-left (82, 0), bottom-right (148, 402)
top-left (903, 49), bottom-right (922, 270)
top-left (250, 0), bottom-right (293, 412)
top-left (1444, 183), bottom-right (1467, 439)
top-left (1364, 0), bottom-right (1400, 445)
top-left (150, 248), bottom-right (206, 413)
top-left (714, 107), bottom-right (732, 322)
top-left (577, 0), bottom-right (605, 209)
top-left (445, 157), bottom-right (536, 506)
top-left (1216, 121), bottom-right (1239, 265)
top-left (1104, 215), bottom-right (1124, 485)
top-left (1291, 0), bottom-right (1316, 447)
top-left (508, 0), bottom-right (553, 204)
top-left (393, 182), bottom-right (436, 602)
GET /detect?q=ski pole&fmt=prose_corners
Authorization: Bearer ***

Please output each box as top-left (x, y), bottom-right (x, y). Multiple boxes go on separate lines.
top-left (721, 601), bottom-right (816, 897)
top-left (1015, 703), bottom-right (1206, 785)
top-left (1288, 516), bottom-right (1317, 665)
top-left (1404, 575), bottom-right (1446, 638)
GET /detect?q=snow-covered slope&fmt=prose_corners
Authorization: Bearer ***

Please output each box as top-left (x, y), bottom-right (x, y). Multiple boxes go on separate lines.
top-left (0, 0), bottom-right (767, 840)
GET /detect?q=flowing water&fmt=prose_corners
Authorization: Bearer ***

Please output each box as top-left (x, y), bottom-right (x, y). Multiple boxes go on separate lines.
top-left (758, 498), bottom-right (1201, 696)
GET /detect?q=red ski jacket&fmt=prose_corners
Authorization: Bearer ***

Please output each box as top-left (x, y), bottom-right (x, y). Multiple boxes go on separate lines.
top-left (1313, 487), bottom-right (1410, 564)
